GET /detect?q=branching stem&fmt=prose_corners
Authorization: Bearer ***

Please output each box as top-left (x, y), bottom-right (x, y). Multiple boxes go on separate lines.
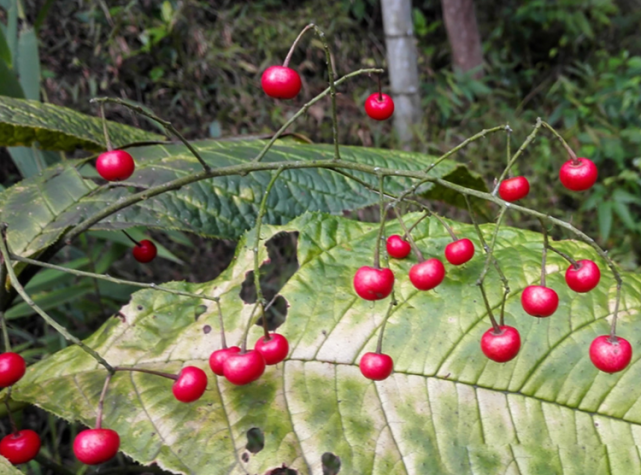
top-left (493, 118), bottom-right (542, 195)
top-left (392, 207), bottom-right (424, 261)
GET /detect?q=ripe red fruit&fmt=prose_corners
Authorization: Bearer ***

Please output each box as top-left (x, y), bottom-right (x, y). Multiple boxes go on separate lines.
top-left (409, 258), bottom-right (445, 291)
top-left (73, 429), bottom-right (120, 465)
top-left (444, 238), bottom-right (475, 266)
top-left (480, 326), bottom-right (521, 363)
top-left (359, 352), bottom-right (394, 380)
top-left (223, 350), bottom-right (266, 386)
top-left (261, 66), bottom-right (302, 99)
top-left (498, 176), bottom-right (530, 202)
top-left (172, 366), bottom-right (208, 403)
top-left (589, 335), bottom-right (632, 373)
top-left (0, 352), bottom-right (26, 388)
top-left (132, 240), bottom-right (157, 263)
top-left (364, 93), bottom-right (394, 121)
top-left (559, 157), bottom-right (598, 191)
top-left (353, 266), bottom-right (394, 301)
top-left (521, 285), bottom-right (559, 317)
top-left (255, 333), bottom-right (289, 365)
top-left (565, 259), bottom-right (601, 293)
top-left (0, 430), bottom-right (41, 465)
top-left (96, 150), bottom-right (135, 181)
top-left (386, 235), bottom-right (411, 259)
top-left (209, 346), bottom-right (241, 376)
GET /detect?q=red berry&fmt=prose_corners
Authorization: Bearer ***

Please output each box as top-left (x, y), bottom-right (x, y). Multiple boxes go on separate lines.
top-left (132, 240), bottom-right (157, 263)
top-left (498, 176), bottom-right (530, 202)
top-left (353, 266), bottom-right (394, 301)
top-left (172, 366), bottom-right (208, 403)
top-left (255, 333), bottom-right (289, 365)
top-left (559, 157), bottom-right (598, 191)
top-left (359, 352), bottom-right (394, 380)
top-left (0, 353), bottom-right (26, 388)
top-left (386, 235), bottom-right (411, 259)
top-left (96, 150), bottom-right (135, 181)
top-left (480, 326), bottom-right (521, 363)
top-left (364, 93), bottom-right (394, 121)
top-left (565, 259), bottom-right (600, 293)
top-left (73, 429), bottom-right (120, 465)
top-left (209, 346), bottom-right (241, 376)
top-left (409, 258), bottom-right (445, 291)
top-left (261, 66), bottom-right (302, 99)
top-left (444, 238), bottom-right (475, 266)
top-left (521, 285), bottom-right (559, 317)
top-left (223, 350), bottom-right (266, 386)
top-left (0, 430), bottom-right (40, 465)
top-left (589, 335), bottom-right (632, 373)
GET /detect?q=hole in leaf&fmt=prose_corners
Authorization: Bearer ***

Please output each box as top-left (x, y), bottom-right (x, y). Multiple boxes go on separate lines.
top-left (245, 427), bottom-right (264, 454)
top-left (194, 304), bottom-right (207, 321)
top-left (266, 465), bottom-right (297, 475)
top-left (239, 232), bottom-right (298, 331)
top-left (322, 452), bottom-right (341, 475)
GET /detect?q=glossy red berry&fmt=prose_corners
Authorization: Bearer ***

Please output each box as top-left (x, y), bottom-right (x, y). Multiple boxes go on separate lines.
top-left (353, 266), bottom-right (394, 301)
top-left (589, 335), bottom-right (632, 373)
top-left (559, 157), bottom-right (598, 191)
top-left (444, 238), bottom-right (475, 266)
top-left (521, 285), bottom-right (559, 317)
top-left (96, 150), bottom-right (135, 181)
top-left (0, 430), bottom-right (40, 465)
top-left (261, 66), bottom-right (302, 99)
top-left (386, 235), bottom-right (411, 259)
top-left (209, 346), bottom-right (241, 376)
top-left (0, 353), bottom-right (26, 388)
top-left (223, 350), bottom-right (266, 386)
top-left (498, 176), bottom-right (530, 202)
top-left (409, 258), bottom-right (445, 291)
top-left (364, 93), bottom-right (394, 121)
top-left (480, 326), bottom-right (521, 363)
top-left (359, 352), bottom-right (394, 380)
top-left (172, 366), bottom-right (208, 403)
top-left (132, 240), bottom-right (157, 263)
top-left (565, 259), bottom-right (600, 293)
top-left (73, 429), bottom-right (120, 465)
top-left (255, 333), bottom-right (289, 365)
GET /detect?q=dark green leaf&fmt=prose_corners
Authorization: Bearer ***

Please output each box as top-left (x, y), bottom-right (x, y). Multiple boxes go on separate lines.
top-left (0, 57), bottom-right (23, 98)
top-left (597, 201), bottom-right (612, 241)
top-left (6, 282), bottom-right (94, 319)
top-left (16, 26), bottom-right (40, 100)
top-left (612, 201), bottom-right (636, 230)
top-left (0, 26), bottom-right (12, 65)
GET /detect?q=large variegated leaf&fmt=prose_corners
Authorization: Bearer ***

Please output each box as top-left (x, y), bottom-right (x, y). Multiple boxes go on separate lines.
top-left (0, 97), bottom-right (164, 151)
top-left (0, 456), bottom-right (22, 474)
top-left (10, 212), bottom-right (641, 474)
top-left (0, 139), bottom-right (485, 257)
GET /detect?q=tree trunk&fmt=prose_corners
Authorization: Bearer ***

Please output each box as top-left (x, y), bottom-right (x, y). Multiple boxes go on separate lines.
top-left (380, 0), bottom-right (422, 150)
top-left (441, 0), bottom-right (484, 77)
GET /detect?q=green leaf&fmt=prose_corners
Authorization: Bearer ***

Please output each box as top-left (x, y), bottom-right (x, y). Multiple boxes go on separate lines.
top-left (0, 140), bottom-right (486, 257)
top-left (7, 145), bottom-right (45, 178)
top-left (0, 57), bottom-right (24, 98)
top-left (16, 26), bottom-right (40, 100)
top-left (597, 201), bottom-right (613, 241)
top-left (5, 281), bottom-right (94, 319)
top-left (0, 97), bottom-right (165, 151)
top-left (612, 201), bottom-right (636, 230)
top-left (11, 212), bottom-right (641, 474)
top-left (0, 26), bottom-right (12, 66)
top-left (0, 455), bottom-right (23, 474)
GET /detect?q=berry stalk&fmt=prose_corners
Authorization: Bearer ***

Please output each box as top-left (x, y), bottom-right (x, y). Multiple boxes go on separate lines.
top-left (540, 120), bottom-right (579, 165)
top-left (283, 23), bottom-right (314, 68)
top-left (95, 373), bottom-right (112, 430)
top-left (373, 175), bottom-right (388, 268)
top-left (98, 103), bottom-right (113, 152)
top-left (122, 230), bottom-right (142, 246)
top-left (539, 219), bottom-right (549, 287)
top-left (375, 293), bottom-right (397, 354)
top-left (547, 244), bottom-right (580, 269)
top-left (476, 206), bottom-right (508, 286)
top-left (392, 207), bottom-right (424, 261)
top-left (113, 367), bottom-right (178, 381)
top-left (4, 397), bottom-right (18, 435)
top-left (479, 283), bottom-right (501, 333)
top-left (215, 298), bottom-right (228, 350)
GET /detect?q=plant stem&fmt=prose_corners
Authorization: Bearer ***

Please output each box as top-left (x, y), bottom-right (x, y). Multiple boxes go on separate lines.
top-left (113, 366), bottom-right (177, 381)
top-left (404, 212), bottom-right (430, 238)
top-left (506, 125), bottom-right (512, 168)
top-left (0, 225), bottom-right (114, 373)
top-left (476, 206), bottom-right (508, 286)
top-left (283, 23), bottom-right (314, 67)
top-left (611, 283), bottom-right (621, 340)
top-left (547, 244), bottom-right (580, 269)
top-left (479, 283), bottom-right (501, 333)
top-left (99, 103), bottom-right (112, 151)
top-left (540, 120), bottom-right (578, 163)
top-left (313, 25), bottom-right (341, 161)
top-left (376, 73), bottom-right (382, 100)
top-left (423, 205), bottom-right (458, 241)
top-left (493, 118), bottom-right (542, 195)
top-left (539, 218), bottom-right (549, 287)
top-left (375, 293), bottom-right (397, 353)
top-left (4, 396), bottom-right (18, 435)
top-left (215, 299), bottom-right (227, 349)
top-left (392, 207), bottom-right (424, 261)
top-left (9, 253), bottom-right (216, 303)
top-left (91, 98), bottom-right (210, 172)
top-left (95, 373), bottom-right (112, 429)
top-left (373, 174), bottom-right (388, 268)
top-left (240, 303), bottom-right (261, 353)
top-left (0, 310), bottom-right (9, 352)
top-left (122, 230), bottom-right (141, 246)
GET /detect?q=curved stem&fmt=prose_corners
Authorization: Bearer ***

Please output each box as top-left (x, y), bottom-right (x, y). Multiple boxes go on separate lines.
top-left (547, 244), bottom-right (580, 269)
top-left (479, 283), bottom-right (501, 333)
top-left (122, 230), bottom-right (141, 247)
top-left (392, 207), bottom-right (424, 261)
top-left (540, 120), bottom-right (578, 163)
top-left (240, 303), bottom-right (261, 353)
top-left (283, 23), bottom-right (314, 67)
top-left (99, 103), bottom-right (113, 151)
top-left (215, 299), bottom-right (227, 349)
top-left (0, 225), bottom-right (114, 373)
top-left (404, 212), bottom-right (430, 238)
top-left (424, 206), bottom-right (458, 241)
top-left (373, 175), bottom-right (387, 268)
top-left (506, 125), bottom-right (512, 168)
top-left (375, 293), bottom-right (397, 353)
top-left (476, 207), bottom-right (508, 286)
top-left (95, 373), bottom-right (112, 429)
top-left (312, 25), bottom-right (341, 161)
top-left (539, 218), bottom-right (549, 287)
top-left (113, 366), bottom-right (177, 380)
top-left (493, 118), bottom-right (542, 195)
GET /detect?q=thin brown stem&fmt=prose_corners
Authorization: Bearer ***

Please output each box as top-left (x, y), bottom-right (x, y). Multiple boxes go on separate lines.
top-left (392, 207), bottom-right (424, 261)
top-left (540, 120), bottom-right (578, 164)
top-left (261, 302), bottom-right (270, 340)
top-left (539, 218), bottom-right (549, 287)
top-left (95, 373), bottom-right (112, 429)
top-left (283, 23), bottom-right (314, 67)
top-left (493, 118), bottom-right (542, 195)
top-left (373, 175), bottom-right (388, 268)
top-left (479, 283), bottom-right (501, 333)
top-left (99, 103), bottom-right (113, 151)
top-left (215, 299), bottom-right (227, 349)
top-left (404, 212), bottom-right (430, 239)
top-left (375, 293), bottom-right (397, 353)
top-left (476, 207), bottom-right (508, 285)
top-left (122, 230), bottom-right (141, 247)
top-left (547, 244), bottom-right (580, 269)
top-left (4, 396), bottom-right (18, 435)
top-left (240, 303), bottom-right (261, 353)
top-left (113, 366), bottom-right (177, 381)
top-left (610, 283), bottom-right (621, 340)
top-left (376, 73), bottom-right (382, 101)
